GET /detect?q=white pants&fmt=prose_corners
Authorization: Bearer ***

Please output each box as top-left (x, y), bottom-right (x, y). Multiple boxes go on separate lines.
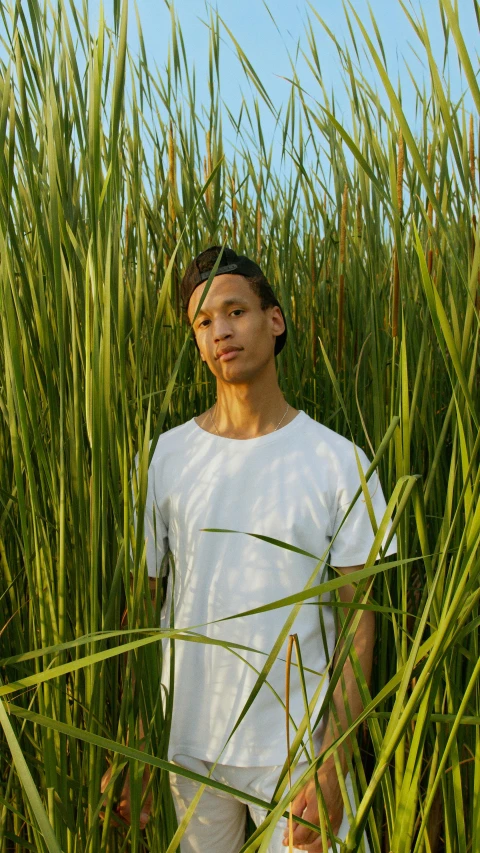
top-left (169, 755), bottom-right (370, 853)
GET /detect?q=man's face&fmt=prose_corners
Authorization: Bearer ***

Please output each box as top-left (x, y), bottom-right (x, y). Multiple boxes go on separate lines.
top-left (187, 274), bottom-right (285, 384)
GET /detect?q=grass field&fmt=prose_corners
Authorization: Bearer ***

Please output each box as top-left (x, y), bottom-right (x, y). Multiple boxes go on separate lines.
top-left (0, 0), bottom-right (479, 851)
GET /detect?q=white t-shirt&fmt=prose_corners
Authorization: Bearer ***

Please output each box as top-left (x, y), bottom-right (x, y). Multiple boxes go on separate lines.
top-left (144, 411), bottom-right (396, 766)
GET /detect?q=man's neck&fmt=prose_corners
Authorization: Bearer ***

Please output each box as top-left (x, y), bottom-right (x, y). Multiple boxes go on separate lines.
top-left (197, 375), bottom-right (298, 440)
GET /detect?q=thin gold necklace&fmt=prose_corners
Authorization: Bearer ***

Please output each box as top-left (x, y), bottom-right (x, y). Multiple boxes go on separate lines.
top-left (209, 402), bottom-right (290, 438)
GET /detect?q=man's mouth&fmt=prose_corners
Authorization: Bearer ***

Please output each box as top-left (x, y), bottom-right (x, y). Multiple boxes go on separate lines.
top-left (216, 347), bottom-right (243, 361)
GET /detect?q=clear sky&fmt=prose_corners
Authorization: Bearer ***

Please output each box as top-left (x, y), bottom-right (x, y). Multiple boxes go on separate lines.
top-left (90, 1), bottom-right (477, 109)
top-left (87, 0), bottom-right (477, 169)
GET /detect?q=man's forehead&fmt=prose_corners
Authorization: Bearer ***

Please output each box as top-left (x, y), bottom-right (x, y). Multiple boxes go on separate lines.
top-left (188, 274), bottom-right (254, 316)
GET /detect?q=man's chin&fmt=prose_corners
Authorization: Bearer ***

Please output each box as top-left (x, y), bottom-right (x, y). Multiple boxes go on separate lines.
top-left (214, 365), bottom-right (254, 384)
top-left (208, 354), bottom-right (271, 384)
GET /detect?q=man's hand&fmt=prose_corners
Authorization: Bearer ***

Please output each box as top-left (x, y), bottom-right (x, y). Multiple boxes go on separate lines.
top-left (282, 563), bottom-right (371, 850)
top-left (282, 761), bottom-right (343, 851)
top-left (100, 576), bottom-right (158, 830)
top-left (100, 763), bottom-right (153, 830)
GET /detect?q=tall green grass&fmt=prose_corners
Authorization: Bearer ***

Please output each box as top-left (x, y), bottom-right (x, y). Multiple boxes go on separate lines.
top-left (0, 0), bottom-right (478, 851)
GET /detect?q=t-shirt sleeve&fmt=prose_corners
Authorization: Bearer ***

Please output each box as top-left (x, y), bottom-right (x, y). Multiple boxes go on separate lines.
top-left (144, 463), bottom-right (169, 578)
top-left (132, 452), bottom-right (169, 579)
top-left (329, 445), bottom-right (397, 567)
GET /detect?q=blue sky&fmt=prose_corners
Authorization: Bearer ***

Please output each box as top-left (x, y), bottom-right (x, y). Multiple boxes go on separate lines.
top-left (84, 0), bottom-right (478, 174)
top-left (89, 0), bottom-right (477, 116)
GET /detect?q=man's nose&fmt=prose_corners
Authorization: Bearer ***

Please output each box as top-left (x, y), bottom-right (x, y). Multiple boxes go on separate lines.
top-left (213, 318), bottom-right (233, 341)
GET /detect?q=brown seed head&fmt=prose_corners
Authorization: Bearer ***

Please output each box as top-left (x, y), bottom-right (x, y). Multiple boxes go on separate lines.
top-left (356, 193), bottom-right (362, 241)
top-left (340, 181), bottom-right (348, 266)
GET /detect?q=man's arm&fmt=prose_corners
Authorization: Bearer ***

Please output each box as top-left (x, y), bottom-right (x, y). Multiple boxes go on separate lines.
top-left (284, 565), bottom-right (374, 851)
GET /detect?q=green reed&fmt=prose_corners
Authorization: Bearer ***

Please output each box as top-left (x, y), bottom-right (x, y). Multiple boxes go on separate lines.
top-left (0, 0), bottom-right (478, 851)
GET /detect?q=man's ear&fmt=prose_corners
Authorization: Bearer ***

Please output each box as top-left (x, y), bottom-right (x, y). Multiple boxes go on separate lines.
top-left (270, 305), bottom-right (285, 339)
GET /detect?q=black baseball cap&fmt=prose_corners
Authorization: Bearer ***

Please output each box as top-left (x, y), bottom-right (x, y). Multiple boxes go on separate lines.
top-left (180, 246), bottom-right (287, 356)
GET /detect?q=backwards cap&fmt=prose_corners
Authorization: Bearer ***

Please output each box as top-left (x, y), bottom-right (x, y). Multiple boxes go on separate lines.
top-left (180, 246), bottom-right (287, 356)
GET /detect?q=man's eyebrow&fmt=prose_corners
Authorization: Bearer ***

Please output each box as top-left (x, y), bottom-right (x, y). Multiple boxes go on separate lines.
top-left (195, 298), bottom-right (249, 317)
top-left (222, 298), bottom-right (249, 307)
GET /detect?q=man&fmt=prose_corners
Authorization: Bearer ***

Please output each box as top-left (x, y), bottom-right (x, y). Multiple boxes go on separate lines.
top-left (109, 245), bottom-right (395, 851)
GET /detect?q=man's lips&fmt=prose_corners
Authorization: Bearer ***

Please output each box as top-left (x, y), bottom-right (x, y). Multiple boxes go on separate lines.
top-left (215, 347), bottom-right (243, 361)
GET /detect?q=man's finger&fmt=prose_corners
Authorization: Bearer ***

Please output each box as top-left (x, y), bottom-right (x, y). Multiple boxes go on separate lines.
top-left (140, 812), bottom-right (150, 829)
top-left (290, 789), bottom-right (308, 817)
top-left (294, 840), bottom-right (325, 852)
top-left (140, 786), bottom-right (153, 828)
top-left (116, 801), bottom-right (132, 824)
top-left (290, 824), bottom-right (318, 846)
top-left (99, 809), bottom-right (131, 829)
top-left (283, 788), bottom-right (307, 842)
top-left (100, 767), bottom-right (112, 794)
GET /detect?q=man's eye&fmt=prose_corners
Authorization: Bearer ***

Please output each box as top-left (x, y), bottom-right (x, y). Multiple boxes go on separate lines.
top-left (198, 319), bottom-right (210, 328)
top-left (231, 309), bottom-right (244, 317)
